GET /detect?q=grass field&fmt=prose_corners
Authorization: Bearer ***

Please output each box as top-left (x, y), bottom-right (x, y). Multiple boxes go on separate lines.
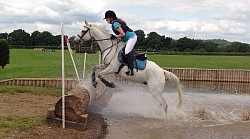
top-left (0, 85), bottom-right (62, 96)
top-left (0, 49), bottom-right (99, 80)
top-left (149, 55), bottom-right (250, 69)
top-left (0, 49), bottom-right (249, 80)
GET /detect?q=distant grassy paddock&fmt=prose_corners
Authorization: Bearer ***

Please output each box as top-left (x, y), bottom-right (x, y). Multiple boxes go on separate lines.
top-left (0, 49), bottom-right (249, 80)
top-left (149, 55), bottom-right (250, 69)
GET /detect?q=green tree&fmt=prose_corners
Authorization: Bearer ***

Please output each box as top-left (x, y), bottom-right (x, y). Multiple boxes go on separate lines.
top-left (197, 41), bottom-right (219, 52)
top-left (0, 39), bottom-right (10, 68)
top-left (177, 37), bottom-right (191, 51)
top-left (164, 37), bottom-right (173, 50)
top-left (38, 31), bottom-right (53, 46)
top-left (170, 40), bottom-right (180, 51)
top-left (174, 37), bottom-right (200, 51)
top-left (224, 42), bottom-right (250, 52)
top-left (8, 29), bottom-right (31, 47)
top-left (144, 32), bottom-right (165, 50)
top-left (0, 33), bottom-right (8, 40)
top-left (134, 30), bottom-right (145, 49)
top-left (231, 42), bottom-right (250, 53)
top-left (31, 31), bottom-right (41, 46)
top-left (52, 35), bottom-right (61, 47)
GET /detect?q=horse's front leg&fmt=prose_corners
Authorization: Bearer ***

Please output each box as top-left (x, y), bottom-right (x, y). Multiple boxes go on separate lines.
top-left (97, 66), bottom-right (115, 88)
top-left (98, 75), bottom-right (115, 88)
top-left (91, 64), bottom-right (107, 88)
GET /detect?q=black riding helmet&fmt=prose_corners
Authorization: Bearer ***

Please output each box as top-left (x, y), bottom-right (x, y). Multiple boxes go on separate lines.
top-left (104, 10), bottom-right (117, 19)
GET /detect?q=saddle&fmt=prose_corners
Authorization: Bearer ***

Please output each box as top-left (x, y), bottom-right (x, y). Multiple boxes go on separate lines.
top-left (117, 48), bottom-right (147, 74)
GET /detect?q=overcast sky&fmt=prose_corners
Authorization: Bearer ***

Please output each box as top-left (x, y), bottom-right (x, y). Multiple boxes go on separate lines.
top-left (0, 0), bottom-right (250, 43)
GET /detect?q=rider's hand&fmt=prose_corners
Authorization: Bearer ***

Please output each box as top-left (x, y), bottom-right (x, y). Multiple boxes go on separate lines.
top-left (110, 34), bottom-right (117, 40)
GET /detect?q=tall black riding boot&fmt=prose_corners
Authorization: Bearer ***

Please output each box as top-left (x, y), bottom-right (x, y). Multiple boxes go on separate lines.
top-left (125, 52), bottom-right (134, 76)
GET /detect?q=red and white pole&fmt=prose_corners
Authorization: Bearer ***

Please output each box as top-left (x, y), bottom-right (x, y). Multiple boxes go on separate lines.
top-left (65, 36), bottom-right (80, 82)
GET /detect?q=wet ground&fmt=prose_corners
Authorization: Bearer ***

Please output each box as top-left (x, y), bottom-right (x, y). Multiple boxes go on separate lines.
top-left (82, 79), bottom-right (250, 139)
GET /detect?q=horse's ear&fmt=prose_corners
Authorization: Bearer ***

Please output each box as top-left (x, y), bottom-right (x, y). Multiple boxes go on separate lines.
top-left (85, 20), bottom-right (89, 26)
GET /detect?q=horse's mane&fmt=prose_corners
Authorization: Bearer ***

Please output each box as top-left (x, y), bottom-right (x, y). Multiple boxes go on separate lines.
top-left (91, 24), bottom-right (109, 35)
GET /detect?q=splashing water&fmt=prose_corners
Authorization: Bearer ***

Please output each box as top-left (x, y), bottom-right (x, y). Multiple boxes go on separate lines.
top-left (80, 78), bottom-right (250, 126)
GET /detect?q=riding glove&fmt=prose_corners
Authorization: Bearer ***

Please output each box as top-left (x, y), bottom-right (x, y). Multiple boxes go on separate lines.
top-left (110, 34), bottom-right (117, 40)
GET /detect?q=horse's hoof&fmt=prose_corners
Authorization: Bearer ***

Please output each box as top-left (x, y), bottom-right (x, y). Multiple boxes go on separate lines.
top-left (92, 82), bottom-right (98, 88)
top-left (108, 82), bottom-right (115, 88)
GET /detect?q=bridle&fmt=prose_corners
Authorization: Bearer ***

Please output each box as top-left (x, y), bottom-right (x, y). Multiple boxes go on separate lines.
top-left (77, 26), bottom-right (110, 42)
top-left (77, 26), bottom-right (121, 65)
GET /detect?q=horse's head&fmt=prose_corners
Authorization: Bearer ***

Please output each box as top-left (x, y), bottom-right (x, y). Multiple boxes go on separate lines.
top-left (74, 20), bottom-right (92, 45)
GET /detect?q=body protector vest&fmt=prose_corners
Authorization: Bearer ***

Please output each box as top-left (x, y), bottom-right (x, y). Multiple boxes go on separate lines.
top-left (112, 20), bottom-right (133, 35)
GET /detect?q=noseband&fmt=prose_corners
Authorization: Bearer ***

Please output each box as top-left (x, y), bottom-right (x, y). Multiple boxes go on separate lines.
top-left (77, 26), bottom-right (110, 42)
top-left (77, 27), bottom-right (91, 41)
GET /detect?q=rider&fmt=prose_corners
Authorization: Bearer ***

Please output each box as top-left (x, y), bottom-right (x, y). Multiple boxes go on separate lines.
top-left (104, 10), bottom-right (137, 76)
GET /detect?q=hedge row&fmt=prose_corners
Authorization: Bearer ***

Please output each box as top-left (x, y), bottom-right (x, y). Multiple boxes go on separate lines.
top-left (0, 39), bottom-right (10, 68)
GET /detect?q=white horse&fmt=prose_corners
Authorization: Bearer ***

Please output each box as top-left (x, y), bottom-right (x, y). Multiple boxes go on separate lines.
top-left (74, 20), bottom-right (183, 113)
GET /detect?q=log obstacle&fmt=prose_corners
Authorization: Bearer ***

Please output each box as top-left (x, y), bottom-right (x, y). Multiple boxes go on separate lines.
top-left (46, 86), bottom-right (90, 130)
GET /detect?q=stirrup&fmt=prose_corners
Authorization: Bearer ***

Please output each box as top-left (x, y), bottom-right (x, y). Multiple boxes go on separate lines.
top-left (125, 70), bottom-right (134, 76)
top-left (125, 70), bottom-right (130, 76)
top-left (130, 70), bottom-right (134, 75)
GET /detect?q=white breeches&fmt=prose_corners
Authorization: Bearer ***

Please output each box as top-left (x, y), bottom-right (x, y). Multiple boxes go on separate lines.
top-left (125, 35), bottom-right (137, 55)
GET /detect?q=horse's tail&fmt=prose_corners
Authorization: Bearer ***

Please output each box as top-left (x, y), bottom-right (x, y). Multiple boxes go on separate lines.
top-left (163, 70), bottom-right (183, 108)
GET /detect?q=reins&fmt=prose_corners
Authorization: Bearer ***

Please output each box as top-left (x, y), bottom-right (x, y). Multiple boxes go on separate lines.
top-left (78, 27), bottom-right (121, 65)
top-left (100, 40), bottom-right (120, 65)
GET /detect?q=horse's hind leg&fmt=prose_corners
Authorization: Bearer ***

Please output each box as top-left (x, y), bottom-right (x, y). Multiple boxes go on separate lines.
top-left (151, 92), bottom-right (168, 113)
top-left (148, 81), bottom-right (168, 113)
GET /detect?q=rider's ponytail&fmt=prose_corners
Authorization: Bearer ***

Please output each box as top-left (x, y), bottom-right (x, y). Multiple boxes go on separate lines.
top-left (116, 18), bottom-right (127, 26)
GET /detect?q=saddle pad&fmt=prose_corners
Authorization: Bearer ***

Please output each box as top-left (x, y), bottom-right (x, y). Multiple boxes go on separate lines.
top-left (118, 51), bottom-right (147, 70)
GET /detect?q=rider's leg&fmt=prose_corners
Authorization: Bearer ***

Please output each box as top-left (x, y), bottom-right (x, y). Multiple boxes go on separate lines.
top-left (125, 35), bottom-right (137, 75)
top-left (125, 52), bottom-right (134, 75)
